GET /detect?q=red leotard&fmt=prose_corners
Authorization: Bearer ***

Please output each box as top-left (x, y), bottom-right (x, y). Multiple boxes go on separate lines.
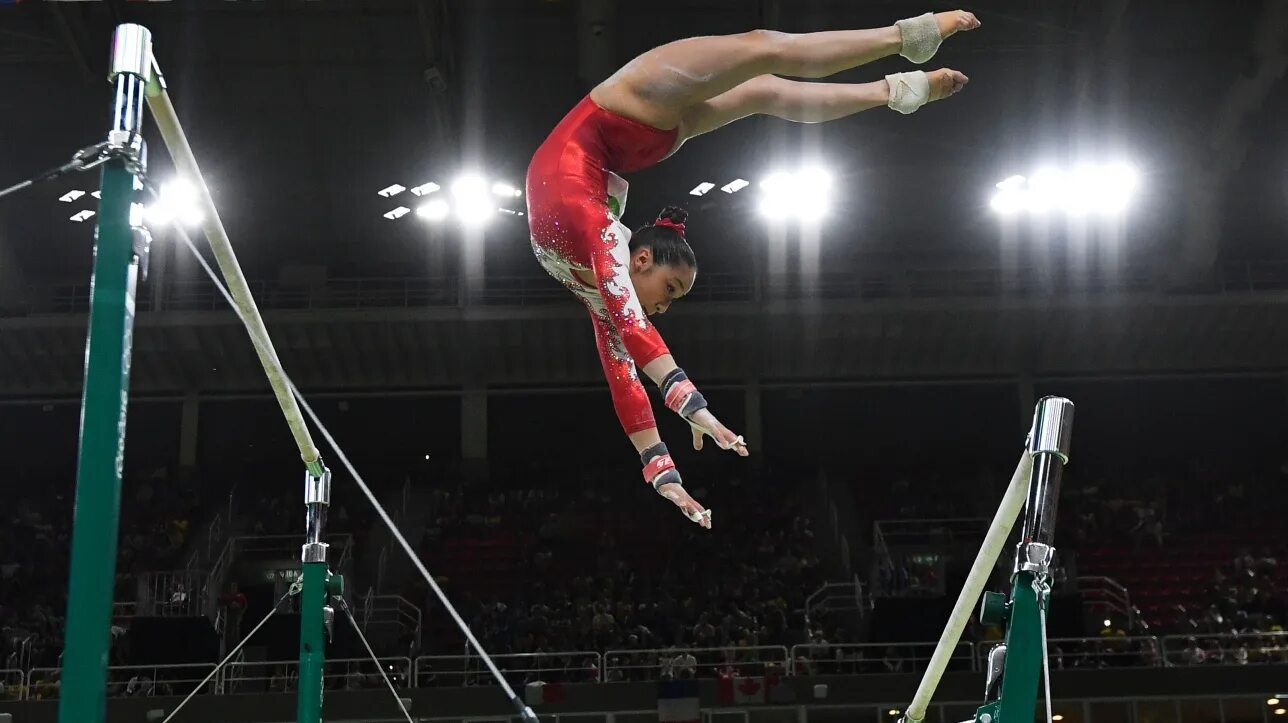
top-left (526, 96), bottom-right (681, 435)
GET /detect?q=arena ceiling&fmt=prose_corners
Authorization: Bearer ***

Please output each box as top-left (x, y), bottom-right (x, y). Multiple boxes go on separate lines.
top-left (2, 0), bottom-right (1286, 283)
top-left (1, 1), bottom-right (1287, 397)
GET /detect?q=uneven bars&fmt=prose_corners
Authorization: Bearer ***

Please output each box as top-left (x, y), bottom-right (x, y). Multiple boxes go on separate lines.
top-left (903, 450), bottom-right (1033, 723)
top-left (141, 63), bottom-right (324, 476)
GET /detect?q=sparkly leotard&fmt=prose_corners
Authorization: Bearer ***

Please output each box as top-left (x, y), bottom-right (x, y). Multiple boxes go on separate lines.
top-left (526, 96), bottom-right (681, 435)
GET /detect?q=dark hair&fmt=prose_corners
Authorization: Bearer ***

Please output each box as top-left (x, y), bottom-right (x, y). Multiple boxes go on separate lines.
top-left (630, 206), bottom-right (697, 270)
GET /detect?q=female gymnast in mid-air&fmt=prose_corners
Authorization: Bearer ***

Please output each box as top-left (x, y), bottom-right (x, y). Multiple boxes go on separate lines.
top-left (526, 10), bottom-right (980, 529)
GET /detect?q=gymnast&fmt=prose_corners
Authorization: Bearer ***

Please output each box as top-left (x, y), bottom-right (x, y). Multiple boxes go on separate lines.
top-left (526, 11), bottom-right (980, 528)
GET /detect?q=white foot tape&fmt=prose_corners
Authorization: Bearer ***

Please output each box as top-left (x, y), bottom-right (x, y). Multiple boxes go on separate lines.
top-left (885, 71), bottom-right (930, 114)
top-left (896, 13), bottom-right (942, 64)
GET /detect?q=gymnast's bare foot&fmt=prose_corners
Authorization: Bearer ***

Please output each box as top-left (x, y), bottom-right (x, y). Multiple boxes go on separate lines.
top-left (935, 10), bottom-right (981, 39)
top-left (927, 68), bottom-right (970, 102)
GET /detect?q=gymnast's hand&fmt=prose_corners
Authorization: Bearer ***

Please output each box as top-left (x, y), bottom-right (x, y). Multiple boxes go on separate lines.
top-left (688, 408), bottom-right (750, 457)
top-left (659, 481), bottom-right (713, 530)
top-left (657, 367), bottom-right (750, 457)
top-left (641, 442), bottom-right (712, 530)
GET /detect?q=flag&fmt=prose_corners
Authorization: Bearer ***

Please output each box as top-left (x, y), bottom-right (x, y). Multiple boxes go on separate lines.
top-left (657, 679), bottom-right (700, 723)
top-left (716, 674), bottom-right (785, 704)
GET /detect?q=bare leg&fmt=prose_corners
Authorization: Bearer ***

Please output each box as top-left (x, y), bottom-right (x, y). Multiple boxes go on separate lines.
top-left (680, 69), bottom-right (968, 138)
top-left (594, 11), bottom-right (979, 127)
top-left (596, 28), bottom-right (899, 126)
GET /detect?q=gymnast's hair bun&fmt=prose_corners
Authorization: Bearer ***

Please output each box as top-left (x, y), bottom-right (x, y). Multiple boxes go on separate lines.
top-left (656, 206), bottom-right (689, 226)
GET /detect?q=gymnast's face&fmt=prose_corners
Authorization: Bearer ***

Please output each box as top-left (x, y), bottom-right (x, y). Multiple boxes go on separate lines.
top-left (630, 247), bottom-right (696, 316)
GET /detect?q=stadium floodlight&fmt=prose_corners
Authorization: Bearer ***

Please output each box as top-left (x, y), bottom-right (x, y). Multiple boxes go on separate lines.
top-left (59, 190), bottom-right (85, 203)
top-left (145, 180), bottom-right (203, 227)
top-left (416, 199), bottom-right (450, 221)
top-left (491, 181), bottom-right (522, 198)
top-left (689, 182), bottom-right (715, 197)
top-left (378, 183), bottom-right (406, 198)
top-left (383, 206), bottom-right (412, 220)
top-left (989, 163), bottom-right (1139, 216)
top-left (410, 182), bottom-right (441, 197)
top-left (721, 178), bottom-right (750, 194)
top-left (453, 174), bottom-right (494, 227)
top-left (758, 167), bottom-right (832, 222)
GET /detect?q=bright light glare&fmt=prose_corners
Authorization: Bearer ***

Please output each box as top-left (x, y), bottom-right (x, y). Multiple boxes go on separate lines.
top-left (378, 184), bottom-right (406, 198)
top-left (453, 175), bottom-right (494, 226)
top-left (989, 163), bottom-right (1139, 216)
top-left (145, 180), bottom-right (203, 227)
top-left (383, 206), bottom-right (411, 220)
top-left (491, 181), bottom-right (521, 198)
top-left (759, 168), bottom-right (832, 222)
top-left (689, 182), bottom-right (715, 197)
top-left (410, 182), bottom-right (440, 197)
top-left (1053, 716), bottom-right (1065, 721)
top-left (1270, 699), bottom-right (1282, 706)
top-left (1103, 619), bottom-right (1112, 627)
top-left (416, 199), bottom-right (450, 221)
top-left (59, 190), bottom-right (85, 203)
top-left (69, 209), bottom-right (96, 223)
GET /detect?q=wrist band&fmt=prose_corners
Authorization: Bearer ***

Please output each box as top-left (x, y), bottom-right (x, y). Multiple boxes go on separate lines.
top-left (641, 442), bottom-right (681, 490)
top-left (660, 368), bottom-right (708, 418)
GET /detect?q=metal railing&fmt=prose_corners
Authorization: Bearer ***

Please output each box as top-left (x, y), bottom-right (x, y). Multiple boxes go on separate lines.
top-left (1161, 632), bottom-right (1288, 666)
top-left (976, 637), bottom-right (1162, 669)
top-left (204, 533), bottom-right (354, 619)
top-left (17, 635), bottom-right (34, 673)
top-left (0, 668), bottom-right (23, 701)
top-left (206, 513), bottom-right (225, 563)
top-left (361, 593), bottom-right (422, 647)
top-left (803, 579), bottom-right (866, 634)
top-left (1075, 576), bottom-right (1134, 625)
top-left (21, 261), bottom-right (1288, 316)
top-left (415, 651), bottom-right (602, 687)
top-left (137, 569), bottom-right (208, 617)
top-left (602, 646), bottom-right (790, 682)
top-left (871, 518), bottom-right (992, 598)
top-left (791, 642), bottom-right (975, 675)
top-left (25, 663), bottom-right (219, 700)
top-left (9, 633), bottom-right (1287, 699)
top-left (205, 537), bottom-right (234, 622)
top-left (223, 657), bottom-right (412, 693)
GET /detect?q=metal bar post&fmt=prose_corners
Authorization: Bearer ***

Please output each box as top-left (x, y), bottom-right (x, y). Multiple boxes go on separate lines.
top-left (975, 396), bottom-right (1074, 723)
top-left (58, 23), bottom-right (154, 723)
top-left (298, 468), bottom-right (334, 723)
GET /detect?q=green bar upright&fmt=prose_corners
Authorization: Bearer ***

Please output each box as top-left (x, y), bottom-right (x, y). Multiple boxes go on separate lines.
top-left (297, 561), bottom-right (328, 723)
top-left (57, 158), bottom-right (141, 723)
top-left (59, 24), bottom-right (153, 723)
